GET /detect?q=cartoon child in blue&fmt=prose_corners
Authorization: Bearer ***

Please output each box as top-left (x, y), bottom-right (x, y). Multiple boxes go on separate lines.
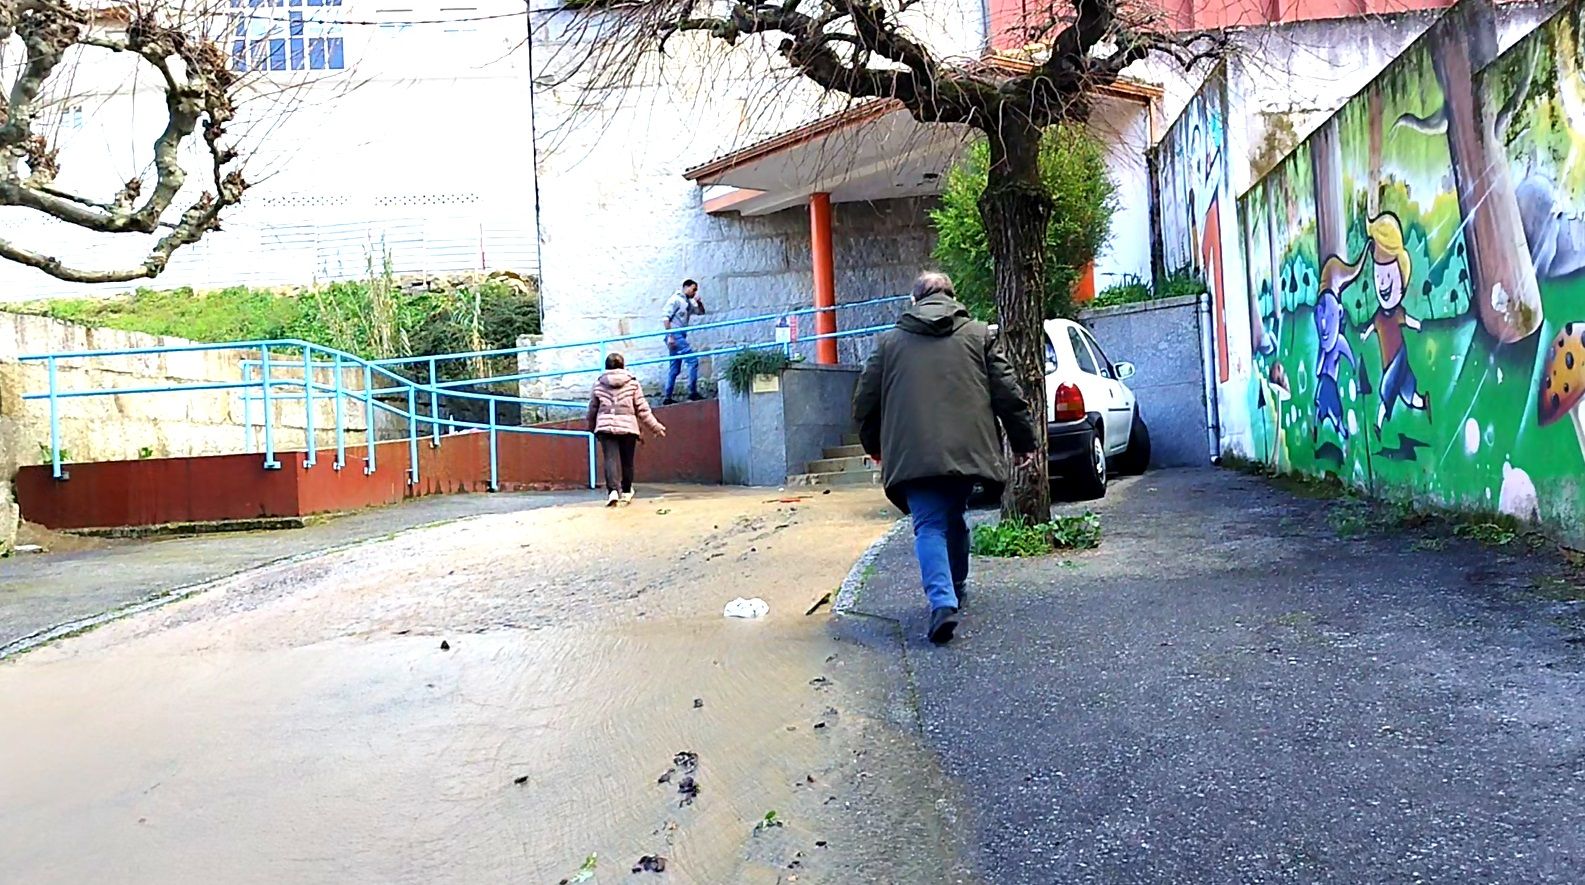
top-left (1313, 256), bottom-right (1367, 440)
top-left (1360, 212), bottom-right (1430, 429)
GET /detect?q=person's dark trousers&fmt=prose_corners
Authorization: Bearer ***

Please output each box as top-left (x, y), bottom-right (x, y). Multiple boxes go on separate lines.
top-left (597, 433), bottom-right (638, 493)
top-left (902, 477), bottom-right (973, 611)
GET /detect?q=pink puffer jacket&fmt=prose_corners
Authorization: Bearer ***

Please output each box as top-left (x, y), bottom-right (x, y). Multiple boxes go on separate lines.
top-left (587, 370), bottom-right (666, 437)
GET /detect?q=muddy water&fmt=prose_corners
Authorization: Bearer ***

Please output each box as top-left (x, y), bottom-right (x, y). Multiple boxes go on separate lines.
top-left (0, 488), bottom-right (957, 883)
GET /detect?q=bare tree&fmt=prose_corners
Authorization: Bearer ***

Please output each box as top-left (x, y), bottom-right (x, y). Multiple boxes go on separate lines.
top-left (539, 0), bottom-right (1219, 521)
top-left (0, 0), bottom-right (246, 284)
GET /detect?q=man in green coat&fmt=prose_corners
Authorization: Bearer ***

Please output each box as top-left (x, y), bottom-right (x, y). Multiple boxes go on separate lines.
top-left (853, 272), bottom-right (1039, 644)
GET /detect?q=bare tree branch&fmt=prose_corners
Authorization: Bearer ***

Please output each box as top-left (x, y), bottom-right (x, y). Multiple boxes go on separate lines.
top-left (0, 0), bottom-right (247, 282)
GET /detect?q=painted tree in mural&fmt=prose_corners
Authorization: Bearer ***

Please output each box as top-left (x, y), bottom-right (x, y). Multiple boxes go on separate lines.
top-left (0, 0), bottom-right (248, 283)
top-left (545, 0), bottom-right (1222, 521)
top-left (1412, 0), bottom-right (1544, 343)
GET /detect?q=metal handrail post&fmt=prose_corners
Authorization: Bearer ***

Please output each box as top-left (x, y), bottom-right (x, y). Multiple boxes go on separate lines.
top-left (332, 352), bottom-right (346, 470)
top-left (242, 362), bottom-right (255, 452)
top-left (302, 345), bottom-right (316, 468)
top-left (488, 399), bottom-right (499, 492)
top-left (363, 364), bottom-right (377, 475)
top-left (47, 356), bottom-right (63, 479)
top-left (260, 348), bottom-right (281, 469)
top-left (586, 434), bottom-right (596, 490)
top-left (406, 387), bottom-right (419, 486)
top-left (428, 358), bottom-right (441, 448)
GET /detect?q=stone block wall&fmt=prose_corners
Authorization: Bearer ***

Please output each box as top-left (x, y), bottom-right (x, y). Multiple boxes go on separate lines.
top-left (530, 193), bottom-right (931, 401)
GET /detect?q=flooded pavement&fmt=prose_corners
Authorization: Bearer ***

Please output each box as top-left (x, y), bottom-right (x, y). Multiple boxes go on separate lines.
top-left (0, 490), bottom-right (586, 656)
top-left (0, 487), bottom-right (967, 883)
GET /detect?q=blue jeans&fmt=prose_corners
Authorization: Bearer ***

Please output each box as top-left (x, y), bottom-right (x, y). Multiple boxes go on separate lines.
top-left (904, 478), bottom-right (972, 612)
top-left (666, 334), bottom-right (699, 399)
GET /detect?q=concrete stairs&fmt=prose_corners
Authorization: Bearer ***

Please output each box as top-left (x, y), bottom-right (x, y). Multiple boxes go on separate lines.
top-left (786, 435), bottom-right (881, 488)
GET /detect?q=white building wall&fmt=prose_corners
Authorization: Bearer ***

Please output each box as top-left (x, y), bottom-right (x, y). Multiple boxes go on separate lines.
top-left (0, 0), bottom-right (539, 302)
top-left (1091, 97), bottom-right (1155, 292)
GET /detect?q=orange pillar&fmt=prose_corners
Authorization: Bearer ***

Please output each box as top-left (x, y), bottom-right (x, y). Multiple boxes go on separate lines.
top-left (809, 192), bottom-right (838, 365)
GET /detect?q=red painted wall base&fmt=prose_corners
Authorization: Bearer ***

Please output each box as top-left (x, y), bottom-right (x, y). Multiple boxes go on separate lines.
top-left (17, 400), bottom-right (722, 531)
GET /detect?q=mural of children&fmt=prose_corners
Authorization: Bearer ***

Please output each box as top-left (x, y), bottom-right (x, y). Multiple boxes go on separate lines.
top-left (1313, 257), bottom-right (1365, 440)
top-left (1360, 212), bottom-right (1431, 430)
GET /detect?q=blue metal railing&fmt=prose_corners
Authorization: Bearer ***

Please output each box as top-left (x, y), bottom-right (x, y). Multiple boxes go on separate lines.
top-left (21, 339), bottom-right (598, 489)
top-left (21, 295), bottom-right (909, 492)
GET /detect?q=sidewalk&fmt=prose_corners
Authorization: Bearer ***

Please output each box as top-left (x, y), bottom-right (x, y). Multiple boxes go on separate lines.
top-left (846, 467), bottom-right (1585, 883)
top-left (0, 490), bottom-right (591, 657)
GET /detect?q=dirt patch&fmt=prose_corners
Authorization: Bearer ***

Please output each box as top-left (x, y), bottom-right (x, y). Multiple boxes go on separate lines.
top-left (11, 520), bottom-right (123, 555)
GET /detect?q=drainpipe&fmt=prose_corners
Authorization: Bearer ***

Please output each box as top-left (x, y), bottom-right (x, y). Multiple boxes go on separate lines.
top-left (1198, 292), bottom-right (1223, 463)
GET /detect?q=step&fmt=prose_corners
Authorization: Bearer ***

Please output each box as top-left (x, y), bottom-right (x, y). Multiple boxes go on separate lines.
top-left (842, 433), bottom-right (861, 447)
top-left (822, 444), bottom-right (867, 460)
top-left (806, 455), bottom-right (875, 474)
top-left (786, 469), bottom-right (881, 488)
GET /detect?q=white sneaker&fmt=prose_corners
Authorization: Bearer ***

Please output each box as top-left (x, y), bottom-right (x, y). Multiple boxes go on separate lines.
top-left (619, 492), bottom-right (635, 506)
top-left (606, 491), bottom-right (620, 507)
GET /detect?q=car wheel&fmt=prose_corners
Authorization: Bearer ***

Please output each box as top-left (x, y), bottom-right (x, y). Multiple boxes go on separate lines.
top-left (1066, 424), bottom-right (1107, 500)
top-left (1116, 412), bottom-right (1151, 475)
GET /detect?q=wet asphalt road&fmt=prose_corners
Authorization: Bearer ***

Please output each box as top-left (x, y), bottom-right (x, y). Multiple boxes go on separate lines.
top-left (848, 467), bottom-right (1585, 884)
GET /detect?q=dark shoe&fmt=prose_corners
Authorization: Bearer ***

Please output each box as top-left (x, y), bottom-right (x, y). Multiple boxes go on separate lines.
top-left (954, 586), bottom-right (967, 612)
top-left (662, 397), bottom-right (676, 406)
top-left (928, 607), bottom-right (960, 645)
top-left (688, 393), bottom-right (704, 402)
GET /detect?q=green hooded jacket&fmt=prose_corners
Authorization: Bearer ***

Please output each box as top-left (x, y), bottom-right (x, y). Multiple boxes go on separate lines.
top-left (852, 293), bottom-right (1039, 512)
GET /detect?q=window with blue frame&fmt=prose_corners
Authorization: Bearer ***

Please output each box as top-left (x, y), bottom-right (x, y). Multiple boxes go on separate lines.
top-left (229, 0), bottom-right (345, 72)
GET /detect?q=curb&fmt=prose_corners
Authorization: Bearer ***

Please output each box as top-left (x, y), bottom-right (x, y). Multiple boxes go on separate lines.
top-left (833, 516), bottom-right (910, 615)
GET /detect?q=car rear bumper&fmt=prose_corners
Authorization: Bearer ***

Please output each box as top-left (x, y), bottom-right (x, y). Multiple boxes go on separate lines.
top-left (1047, 418), bottom-right (1091, 464)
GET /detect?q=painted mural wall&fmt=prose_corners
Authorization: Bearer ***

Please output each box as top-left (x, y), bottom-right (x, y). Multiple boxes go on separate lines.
top-left (1223, 0), bottom-right (1585, 542)
top-left (1152, 64), bottom-right (1259, 452)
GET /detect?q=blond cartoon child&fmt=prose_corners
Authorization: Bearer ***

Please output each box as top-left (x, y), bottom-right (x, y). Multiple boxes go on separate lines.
top-left (1360, 212), bottom-right (1430, 429)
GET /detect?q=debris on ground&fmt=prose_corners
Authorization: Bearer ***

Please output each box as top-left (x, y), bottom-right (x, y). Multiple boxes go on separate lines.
top-left (808, 676), bottom-right (830, 689)
top-left (693, 698), bottom-right (704, 709)
top-left (513, 775), bottom-right (529, 785)
top-left (659, 751), bottom-right (700, 805)
top-left (11, 544), bottom-right (46, 555)
top-left (804, 591), bottom-right (834, 615)
top-left (560, 853), bottom-right (597, 884)
top-left (754, 810), bottom-right (785, 832)
top-left (676, 776), bottom-right (700, 805)
top-left (631, 855), bottom-right (668, 873)
top-left (439, 640), bottom-right (451, 651)
top-left (723, 597), bottom-right (769, 619)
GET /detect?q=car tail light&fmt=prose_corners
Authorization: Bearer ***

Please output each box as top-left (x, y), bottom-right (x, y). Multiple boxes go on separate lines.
top-left (1054, 383), bottom-right (1086, 423)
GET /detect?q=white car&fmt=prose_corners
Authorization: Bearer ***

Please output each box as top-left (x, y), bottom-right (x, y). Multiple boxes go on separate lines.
top-left (1041, 317), bottom-right (1149, 498)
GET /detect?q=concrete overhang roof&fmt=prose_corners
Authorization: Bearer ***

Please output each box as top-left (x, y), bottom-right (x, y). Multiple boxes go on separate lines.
top-left (684, 59), bottom-right (1163, 217)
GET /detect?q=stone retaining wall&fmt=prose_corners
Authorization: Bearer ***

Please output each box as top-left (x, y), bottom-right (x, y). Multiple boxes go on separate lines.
top-left (0, 313), bottom-right (377, 551)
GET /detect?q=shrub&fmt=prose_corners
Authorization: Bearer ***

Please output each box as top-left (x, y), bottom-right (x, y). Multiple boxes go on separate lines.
top-left (1091, 275), bottom-right (1153, 309)
top-left (724, 347), bottom-right (791, 392)
top-left (1090, 268), bottom-right (1210, 311)
top-left (931, 124), bottom-right (1118, 322)
top-left (6, 259), bottom-right (540, 383)
top-left (971, 513), bottom-right (1102, 557)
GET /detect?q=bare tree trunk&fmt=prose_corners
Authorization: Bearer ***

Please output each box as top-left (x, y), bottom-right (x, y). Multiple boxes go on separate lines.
top-left (980, 119), bottom-right (1053, 524)
top-left (1429, 0), bottom-right (1543, 343)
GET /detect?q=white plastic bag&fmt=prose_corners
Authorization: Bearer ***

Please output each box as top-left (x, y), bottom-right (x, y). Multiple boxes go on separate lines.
top-left (723, 597), bottom-right (770, 619)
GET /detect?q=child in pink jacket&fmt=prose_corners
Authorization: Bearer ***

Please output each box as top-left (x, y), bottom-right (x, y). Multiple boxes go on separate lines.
top-left (587, 353), bottom-right (667, 506)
